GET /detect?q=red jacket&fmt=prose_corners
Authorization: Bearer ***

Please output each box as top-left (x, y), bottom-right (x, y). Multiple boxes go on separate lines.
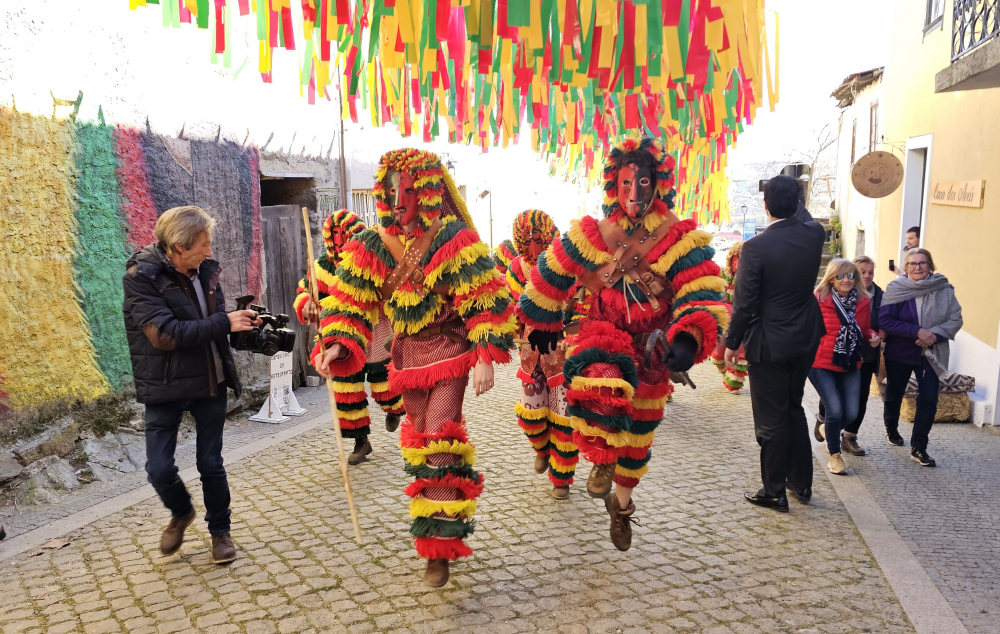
top-left (813, 292), bottom-right (873, 372)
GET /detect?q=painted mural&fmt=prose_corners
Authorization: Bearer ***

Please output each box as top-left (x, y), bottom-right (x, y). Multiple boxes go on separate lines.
top-left (0, 107), bottom-right (264, 410)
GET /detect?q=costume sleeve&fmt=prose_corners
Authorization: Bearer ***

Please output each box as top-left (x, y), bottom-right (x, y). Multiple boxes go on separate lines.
top-left (516, 217), bottom-right (609, 332)
top-left (506, 256), bottom-right (527, 302)
top-left (293, 274), bottom-right (311, 325)
top-left (424, 220), bottom-right (517, 365)
top-left (653, 220), bottom-right (729, 363)
top-left (312, 230), bottom-right (388, 376)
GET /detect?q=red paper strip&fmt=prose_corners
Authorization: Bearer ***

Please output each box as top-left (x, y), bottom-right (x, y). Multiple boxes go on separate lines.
top-left (336, 0), bottom-right (350, 25)
top-left (622, 0), bottom-right (636, 89)
top-left (281, 6), bottom-right (296, 48)
top-left (180, 0), bottom-right (191, 22)
top-left (215, 1), bottom-right (225, 54)
top-left (238, 0), bottom-right (250, 15)
top-left (663, 0), bottom-right (681, 26)
top-left (437, 0), bottom-right (450, 42)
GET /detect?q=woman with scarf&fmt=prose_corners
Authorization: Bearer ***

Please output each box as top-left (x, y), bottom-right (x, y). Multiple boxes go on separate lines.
top-left (879, 249), bottom-right (963, 467)
top-left (810, 259), bottom-right (880, 476)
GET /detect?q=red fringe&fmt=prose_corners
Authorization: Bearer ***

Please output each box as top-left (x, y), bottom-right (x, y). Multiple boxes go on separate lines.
top-left (400, 418), bottom-right (469, 448)
top-left (552, 239), bottom-right (589, 276)
top-left (619, 444), bottom-right (652, 458)
top-left (516, 367), bottom-right (534, 384)
top-left (389, 351), bottom-right (476, 391)
top-left (476, 344), bottom-right (512, 366)
top-left (614, 475), bottom-right (640, 488)
top-left (566, 389), bottom-right (630, 410)
top-left (321, 312), bottom-right (373, 344)
top-left (549, 452), bottom-right (577, 467)
top-left (635, 381), bottom-right (671, 400)
top-left (546, 373), bottom-right (565, 388)
top-left (414, 536), bottom-right (473, 561)
top-left (530, 269), bottom-right (573, 306)
top-left (668, 310), bottom-right (719, 364)
top-left (572, 431), bottom-right (619, 463)
top-left (671, 259), bottom-right (723, 289)
top-left (339, 416), bottom-right (372, 431)
top-left (549, 426), bottom-right (574, 442)
top-left (311, 338), bottom-right (366, 377)
top-left (404, 473), bottom-right (485, 499)
top-left (517, 419), bottom-right (548, 433)
top-left (345, 240), bottom-right (390, 280)
top-left (334, 390), bottom-right (368, 404)
top-left (327, 284), bottom-right (379, 314)
top-left (549, 473), bottom-right (573, 487)
top-left (628, 407), bottom-right (663, 422)
top-left (425, 227), bottom-right (479, 272)
top-left (579, 216), bottom-right (611, 255)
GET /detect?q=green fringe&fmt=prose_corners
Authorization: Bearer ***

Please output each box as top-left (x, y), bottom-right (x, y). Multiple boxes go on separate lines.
top-left (410, 516), bottom-right (475, 539)
top-left (404, 463), bottom-right (482, 480)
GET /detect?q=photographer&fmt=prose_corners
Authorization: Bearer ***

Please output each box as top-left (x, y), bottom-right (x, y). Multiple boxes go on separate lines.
top-left (122, 206), bottom-right (260, 564)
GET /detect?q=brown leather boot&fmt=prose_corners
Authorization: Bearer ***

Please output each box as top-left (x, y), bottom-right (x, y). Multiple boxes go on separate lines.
top-left (605, 495), bottom-right (638, 552)
top-left (551, 486), bottom-right (570, 500)
top-left (159, 510), bottom-right (196, 556)
top-left (385, 414), bottom-right (401, 433)
top-left (423, 558), bottom-right (449, 587)
top-left (533, 453), bottom-right (548, 474)
top-left (842, 434), bottom-right (866, 456)
top-left (348, 438), bottom-right (372, 465)
top-left (586, 463), bottom-right (615, 498)
top-left (211, 532), bottom-right (237, 564)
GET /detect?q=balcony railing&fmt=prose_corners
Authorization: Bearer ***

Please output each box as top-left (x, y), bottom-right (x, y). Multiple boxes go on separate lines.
top-left (953, 0), bottom-right (1000, 61)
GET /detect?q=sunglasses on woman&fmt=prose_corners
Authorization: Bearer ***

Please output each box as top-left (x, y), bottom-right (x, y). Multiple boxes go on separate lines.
top-left (835, 272), bottom-right (855, 281)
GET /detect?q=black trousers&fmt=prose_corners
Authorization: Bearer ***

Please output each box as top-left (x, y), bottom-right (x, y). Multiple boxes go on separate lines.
top-left (747, 354), bottom-right (814, 497)
top-left (883, 358), bottom-right (939, 450)
top-left (818, 358), bottom-right (879, 435)
top-left (144, 386), bottom-right (231, 535)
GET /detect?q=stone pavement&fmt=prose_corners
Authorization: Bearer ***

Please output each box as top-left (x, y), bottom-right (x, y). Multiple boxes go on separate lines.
top-left (0, 363), bottom-right (916, 634)
top-left (802, 385), bottom-right (1000, 634)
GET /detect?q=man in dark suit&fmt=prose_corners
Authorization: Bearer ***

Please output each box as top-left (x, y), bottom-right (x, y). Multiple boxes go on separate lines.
top-left (725, 175), bottom-right (826, 512)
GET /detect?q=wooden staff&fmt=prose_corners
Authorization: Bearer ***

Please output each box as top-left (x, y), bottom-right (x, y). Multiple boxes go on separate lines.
top-left (301, 207), bottom-right (362, 544)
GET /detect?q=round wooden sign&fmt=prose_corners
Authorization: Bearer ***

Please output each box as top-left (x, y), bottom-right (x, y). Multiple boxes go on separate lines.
top-left (851, 151), bottom-right (904, 199)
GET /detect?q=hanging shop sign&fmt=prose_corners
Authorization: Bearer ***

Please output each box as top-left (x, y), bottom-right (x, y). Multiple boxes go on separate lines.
top-left (931, 180), bottom-right (985, 209)
top-left (851, 151), bottom-right (904, 199)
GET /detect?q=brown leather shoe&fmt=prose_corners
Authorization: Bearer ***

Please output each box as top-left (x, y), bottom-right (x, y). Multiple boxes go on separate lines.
top-left (211, 532), bottom-right (237, 564)
top-left (842, 435), bottom-right (866, 456)
top-left (348, 438), bottom-right (372, 465)
top-left (423, 558), bottom-right (449, 587)
top-left (159, 510), bottom-right (196, 556)
top-left (551, 486), bottom-right (570, 500)
top-left (586, 463), bottom-right (615, 498)
top-left (605, 495), bottom-right (638, 552)
top-left (813, 415), bottom-right (826, 442)
top-left (533, 453), bottom-right (548, 474)
top-left (385, 414), bottom-right (401, 433)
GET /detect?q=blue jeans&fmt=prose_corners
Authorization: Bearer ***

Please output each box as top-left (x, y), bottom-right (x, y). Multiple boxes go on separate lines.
top-left (808, 368), bottom-right (861, 455)
top-left (144, 386), bottom-right (231, 535)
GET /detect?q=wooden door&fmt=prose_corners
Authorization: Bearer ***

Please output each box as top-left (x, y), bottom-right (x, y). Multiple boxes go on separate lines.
top-left (261, 205), bottom-right (310, 386)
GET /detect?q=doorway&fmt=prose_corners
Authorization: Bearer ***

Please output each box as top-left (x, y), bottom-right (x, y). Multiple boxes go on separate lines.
top-left (899, 135), bottom-right (933, 261)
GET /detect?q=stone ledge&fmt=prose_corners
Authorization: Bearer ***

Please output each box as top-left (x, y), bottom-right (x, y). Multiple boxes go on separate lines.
top-left (936, 36), bottom-right (1000, 92)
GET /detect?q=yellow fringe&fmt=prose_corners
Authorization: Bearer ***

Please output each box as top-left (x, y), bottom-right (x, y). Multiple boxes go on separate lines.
top-left (549, 436), bottom-right (578, 453)
top-left (315, 264), bottom-right (337, 287)
top-left (548, 458), bottom-right (576, 474)
top-left (675, 275), bottom-right (726, 299)
top-left (368, 380), bottom-right (390, 393)
top-left (340, 250), bottom-right (387, 286)
top-left (332, 380), bottom-right (366, 392)
top-left (524, 285), bottom-right (564, 312)
top-left (401, 439), bottom-right (477, 466)
top-left (507, 268), bottom-right (526, 296)
top-left (568, 220), bottom-right (611, 267)
top-left (387, 294), bottom-right (444, 335)
top-left (570, 416), bottom-right (655, 448)
top-left (425, 242), bottom-right (491, 288)
top-left (336, 407), bottom-right (371, 421)
top-left (547, 411), bottom-right (571, 427)
top-left (615, 464), bottom-right (649, 479)
top-left (544, 247), bottom-right (571, 278)
top-left (467, 319), bottom-right (518, 343)
top-left (515, 401), bottom-right (549, 420)
top-left (652, 229), bottom-right (713, 276)
top-left (409, 496), bottom-right (477, 519)
top-left (451, 269), bottom-right (503, 301)
top-left (568, 376), bottom-right (636, 401)
top-left (632, 395), bottom-right (670, 411)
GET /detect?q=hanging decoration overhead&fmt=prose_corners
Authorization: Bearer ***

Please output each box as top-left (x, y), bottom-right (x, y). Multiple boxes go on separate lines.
top-left (128, 0), bottom-right (777, 225)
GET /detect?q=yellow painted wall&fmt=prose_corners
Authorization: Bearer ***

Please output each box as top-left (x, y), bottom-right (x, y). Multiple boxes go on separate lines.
top-left (878, 0), bottom-right (1000, 347)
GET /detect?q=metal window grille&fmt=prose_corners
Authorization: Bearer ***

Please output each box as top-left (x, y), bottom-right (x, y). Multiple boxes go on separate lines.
top-left (953, 0), bottom-right (1000, 60)
top-left (352, 190), bottom-right (379, 227)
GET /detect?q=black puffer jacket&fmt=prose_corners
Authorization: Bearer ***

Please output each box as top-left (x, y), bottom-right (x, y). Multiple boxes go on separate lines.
top-left (122, 244), bottom-right (242, 404)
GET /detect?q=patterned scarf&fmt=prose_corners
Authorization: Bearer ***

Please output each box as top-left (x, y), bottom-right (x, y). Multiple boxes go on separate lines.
top-left (831, 288), bottom-right (862, 370)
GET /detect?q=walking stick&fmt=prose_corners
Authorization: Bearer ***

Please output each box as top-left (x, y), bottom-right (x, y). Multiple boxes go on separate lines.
top-left (301, 207), bottom-right (363, 544)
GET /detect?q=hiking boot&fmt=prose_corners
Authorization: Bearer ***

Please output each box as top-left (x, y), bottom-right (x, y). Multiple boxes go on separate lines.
top-left (605, 495), bottom-right (638, 551)
top-left (423, 558), bottom-right (449, 587)
top-left (159, 510), bottom-right (196, 556)
top-left (842, 434), bottom-right (866, 456)
top-left (385, 414), bottom-right (401, 433)
top-left (551, 486), bottom-right (570, 500)
top-left (0, 526), bottom-right (6, 541)
top-left (587, 463), bottom-right (616, 498)
top-left (885, 428), bottom-right (905, 446)
top-left (348, 438), bottom-right (372, 465)
top-left (813, 414), bottom-right (826, 442)
top-left (828, 453), bottom-right (847, 475)
top-left (534, 453), bottom-right (548, 474)
top-left (211, 532), bottom-right (237, 564)
top-left (911, 448), bottom-right (937, 467)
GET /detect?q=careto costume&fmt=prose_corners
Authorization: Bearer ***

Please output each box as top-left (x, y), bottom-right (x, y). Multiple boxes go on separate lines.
top-left (711, 241), bottom-right (748, 393)
top-left (294, 210), bottom-right (405, 455)
top-left (508, 210), bottom-right (588, 496)
top-left (312, 149), bottom-right (515, 583)
top-left (492, 239), bottom-right (519, 278)
top-left (516, 137), bottom-right (728, 548)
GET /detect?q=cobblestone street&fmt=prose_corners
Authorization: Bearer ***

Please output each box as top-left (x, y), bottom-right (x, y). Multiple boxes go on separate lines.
top-left (0, 361), bottom-right (959, 634)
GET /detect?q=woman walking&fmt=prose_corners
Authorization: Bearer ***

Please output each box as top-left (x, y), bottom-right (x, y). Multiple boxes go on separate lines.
top-left (810, 259), bottom-right (880, 475)
top-left (880, 249), bottom-right (963, 466)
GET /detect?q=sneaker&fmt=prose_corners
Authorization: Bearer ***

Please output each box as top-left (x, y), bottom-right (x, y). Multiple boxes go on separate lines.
top-left (348, 438), bottom-right (372, 465)
top-left (210, 532), bottom-right (237, 564)
top-left (605, 495), bottom-right (639, 551)
top-left (813, 415), bottom-right (826, 442)
top-left (828, 453), bottom-right (847, 475)
top-left (385, 413), bottom-right (401, 433)
top-left (842, 434), bottom-right (866, 456)
top-left (911, 448), bottom-right (936, 467)
top-left (159, 510), bottom-right (196, 556)
top-left (885, 429), bottom-right (905, 446)
top-left (586, 463), bottom-right (616, 499)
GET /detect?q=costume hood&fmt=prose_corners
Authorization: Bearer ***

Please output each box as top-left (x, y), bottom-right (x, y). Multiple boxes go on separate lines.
top-left (373, 148), bottom-right (476, 236)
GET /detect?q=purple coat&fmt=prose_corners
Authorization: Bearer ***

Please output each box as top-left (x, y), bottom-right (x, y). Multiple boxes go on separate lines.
top-left (879, 298), bottom-right (941, 366)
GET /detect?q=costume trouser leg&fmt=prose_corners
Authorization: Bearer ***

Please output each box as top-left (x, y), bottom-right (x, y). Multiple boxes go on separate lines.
top-left (516, 366), bottom-right (551, 456)
top-left (546, 382), bottom-right (578, 486)
top-left (332, 370), bottom-right (372, 439)
top-left (400, 375), bottom-right (483, 561)
top-left (365, 358), bottom-right (405, 416)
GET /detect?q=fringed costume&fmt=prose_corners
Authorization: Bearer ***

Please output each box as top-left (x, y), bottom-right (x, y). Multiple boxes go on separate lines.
top-left (710, 242), bottom-right (747, 393)
top-left (492, 239), bottom-right (518, 279)
top-left (294, 211), bottom-right (404, 448)
top-left (313, 149), bottom-right (515, 580)
top-left (516, 137), bottom-right (728, 549)
top-left (508, 210), bottom-right (581, 495)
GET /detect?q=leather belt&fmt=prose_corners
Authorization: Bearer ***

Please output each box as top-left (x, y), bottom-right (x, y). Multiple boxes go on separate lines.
top-left (409, 319), bottom-right (465, 343)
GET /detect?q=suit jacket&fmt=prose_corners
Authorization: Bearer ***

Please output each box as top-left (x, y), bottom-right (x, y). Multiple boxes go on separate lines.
top-left (726, 216), bottom-right (826, 363)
